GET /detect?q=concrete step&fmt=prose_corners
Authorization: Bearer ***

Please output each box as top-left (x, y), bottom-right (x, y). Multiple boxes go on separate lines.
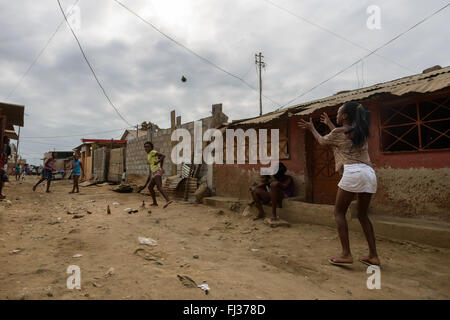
top-left (203, 196), bottom-right (450, 249)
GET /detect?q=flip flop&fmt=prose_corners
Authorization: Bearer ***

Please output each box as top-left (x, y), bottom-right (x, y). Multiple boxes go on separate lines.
top-left (253, 215), bottom-right (265, 221)
top-left (328, 257), bottom-right (353, 266)
top-left (359, 258), bottom-right (381, 268)
top-left (163, 200), bottom-right (173, 209)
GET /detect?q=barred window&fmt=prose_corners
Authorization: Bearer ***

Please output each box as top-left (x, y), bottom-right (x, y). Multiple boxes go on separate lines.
top-left (380, 96), bottom-right (450, 152)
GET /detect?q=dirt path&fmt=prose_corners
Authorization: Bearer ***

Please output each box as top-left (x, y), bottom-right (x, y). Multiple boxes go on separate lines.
top-left (0, 177), bottom-right (449, 300)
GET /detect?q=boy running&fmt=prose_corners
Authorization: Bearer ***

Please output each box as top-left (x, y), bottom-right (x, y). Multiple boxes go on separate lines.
top-left (33, 152), bottom-right (57, 193)
top-left (139, 141), bottom-right (172, 208)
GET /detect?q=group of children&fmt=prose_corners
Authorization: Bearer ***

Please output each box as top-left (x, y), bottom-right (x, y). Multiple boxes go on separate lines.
top-left (14, 163), bottom-right (31, 181)
top-left (32, 152), bottom-right (83, 193)
top-left (28, 100), bottom-right (381, 267)
top-left (31, 143), bottom-right (173, 210)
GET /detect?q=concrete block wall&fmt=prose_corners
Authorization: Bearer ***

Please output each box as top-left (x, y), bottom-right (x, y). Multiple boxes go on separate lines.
top-left (126, 136), bottom-right (150, 176)
top-left (93, 147), bottom-right (108, 182)
top-left (152, 134), bottom-right (172, 177)
top-left (125, 104), bottom-right (228, 181)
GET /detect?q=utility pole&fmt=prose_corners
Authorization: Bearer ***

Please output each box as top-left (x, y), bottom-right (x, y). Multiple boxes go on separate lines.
top-left (16, 126), bottom-right (21, 163)
top-left (255, 52), bottom-right (265, 116)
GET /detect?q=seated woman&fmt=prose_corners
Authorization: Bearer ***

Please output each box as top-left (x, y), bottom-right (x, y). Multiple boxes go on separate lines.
top-left (250, 162), bottom-right (294, 221)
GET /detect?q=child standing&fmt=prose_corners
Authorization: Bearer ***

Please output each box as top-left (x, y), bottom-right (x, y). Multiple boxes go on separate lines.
top-left (69, 154), bottom-right (83, 193)
top-left (15, 164), bottom-right (20, 181)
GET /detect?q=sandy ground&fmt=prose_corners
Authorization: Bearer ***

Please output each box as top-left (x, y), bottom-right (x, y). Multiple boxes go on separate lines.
top-left (0, 176), bottom-right (449, 300)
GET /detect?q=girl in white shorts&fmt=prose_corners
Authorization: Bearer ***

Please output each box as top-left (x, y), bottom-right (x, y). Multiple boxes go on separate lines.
top-left (299, 101), bottom-right (380, 267)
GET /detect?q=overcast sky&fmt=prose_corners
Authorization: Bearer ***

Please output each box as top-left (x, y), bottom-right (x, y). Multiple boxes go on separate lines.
top-left (1, 0), bottom-right (449, 165)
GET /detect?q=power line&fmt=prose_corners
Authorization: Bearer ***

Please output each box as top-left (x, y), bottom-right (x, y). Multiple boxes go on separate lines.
top-left (262, 0), bottom-right (416, 73)
top-left (20, 126), bottom-right (133, 139)
top-left (57, 0), bottom-right (133, 127)
top-left (277, 3), bottom-right (450, 110)
top-left (113, 0), bottom-right (280, 106)
top-left (5, 0), bottom-right (80, 101)
top-left (240, 63), bottom-right (255, 80)
top-left (21, 140), bottom-right (75, 148)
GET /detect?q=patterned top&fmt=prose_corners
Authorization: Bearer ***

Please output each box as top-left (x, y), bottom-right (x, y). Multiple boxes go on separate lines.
top-left (44, 158), bottom-right (55, 171)
top-left (71, 160), bottom-right (81, 175)
top-left (318, 128), bottom-right (372, 174)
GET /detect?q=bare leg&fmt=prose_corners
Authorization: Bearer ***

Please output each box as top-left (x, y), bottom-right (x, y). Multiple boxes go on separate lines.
top-left (331, 187), bottom-right (355, 263)
top-left (0, 180), bottom-right (4, 198)
top-left (75, 175), bottom-right (79, 193)
top-left (269, 182), bottom-right (285, 220)
top-left (154, 175), bottom-right (173, 208)
top-left (154, 175), bottom-right (169, 202)
top-left (148, 179), bottom-right (158, 206)
top-left (33, 178), bottom-right (45, 191)
top-left (46, 179), bottom-right (51, 193)
top-left (357, 193), bottom-right (380, 266)
top-left (251, 187), bottom-right (270, 220)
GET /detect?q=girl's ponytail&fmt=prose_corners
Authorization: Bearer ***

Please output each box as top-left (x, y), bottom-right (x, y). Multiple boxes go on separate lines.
top-left (343, 101), bottom-right (371, 147)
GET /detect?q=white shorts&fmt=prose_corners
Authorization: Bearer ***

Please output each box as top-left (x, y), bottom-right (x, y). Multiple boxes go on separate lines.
top-left (338, 163), bottom-right (377, 194)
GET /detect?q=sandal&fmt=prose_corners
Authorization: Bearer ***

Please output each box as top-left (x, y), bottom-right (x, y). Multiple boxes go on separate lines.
top-left (328, 256), bottom-right (353, 266)
top-left (359, 257), bottom-right (381, 267)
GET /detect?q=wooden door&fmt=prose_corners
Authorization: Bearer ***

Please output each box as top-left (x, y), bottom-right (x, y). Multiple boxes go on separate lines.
top-left (310, 118), bottom-right (340, 204)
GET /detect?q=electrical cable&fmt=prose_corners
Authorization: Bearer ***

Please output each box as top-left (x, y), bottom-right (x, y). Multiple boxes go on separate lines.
top-left (262, 0), bottom-right (416, 73)
top-left (57, 0), bottom-right (133, 127)
top-left (113, 0), bottom-right (281, 106)
top-left (20, 126), bottom-right (133, 139)
top-left (276, 3), bottom-right (450, 109)
top-left (5, 0), bottom-right (80, 101)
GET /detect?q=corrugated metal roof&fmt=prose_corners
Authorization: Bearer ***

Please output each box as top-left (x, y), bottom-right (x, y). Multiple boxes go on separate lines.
top-left (228, 66), bottom-right (450, 126)
top-left (227, 109), bottom-right (287, 127)
top-left (294, 65), bottom-right (450, 116)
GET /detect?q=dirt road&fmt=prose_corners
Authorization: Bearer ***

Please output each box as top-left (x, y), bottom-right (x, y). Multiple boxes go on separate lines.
top-left (0, 177), bottom-right (448, 299)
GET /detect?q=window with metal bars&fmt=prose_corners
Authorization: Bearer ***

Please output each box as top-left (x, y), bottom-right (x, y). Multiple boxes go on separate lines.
top-left (380, 96), bottom-right (450, 152)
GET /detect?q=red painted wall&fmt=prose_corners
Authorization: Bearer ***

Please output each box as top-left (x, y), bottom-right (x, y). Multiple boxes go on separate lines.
top-left (367, 103), bottom-right (450, 169)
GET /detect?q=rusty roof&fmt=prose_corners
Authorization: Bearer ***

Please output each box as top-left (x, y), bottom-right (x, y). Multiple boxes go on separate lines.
top-left (229, 65), bottom-right (450, 126)
top-left (294, 65), bottom-right (450, 116)
top-left (0, 102), bottom-right (25, 126)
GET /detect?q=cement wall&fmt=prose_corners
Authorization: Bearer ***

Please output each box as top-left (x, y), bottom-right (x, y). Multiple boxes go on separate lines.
top-left (93, 147), bottom-right (108, 182)
top-left (126, 135), bottom-right (152, 176)
top-left (125, 104), bottom-right (228, 180)
top-left (371, 167), bottom-right (450, 222)
top-left (108, 147), bottom-right (125, 183)
top-left (213, 164), bottom-right (306, 201)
